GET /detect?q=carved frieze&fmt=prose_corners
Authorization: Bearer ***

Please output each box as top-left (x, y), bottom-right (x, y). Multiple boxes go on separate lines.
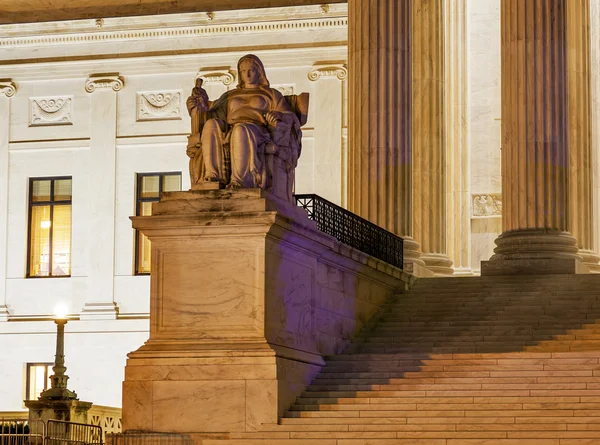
top-left (137, 91), bottom-right (182, 121)
top-left (0, 80), bottom-right (17, 97)
top-left (308, 64), bottom-right (348, 82)
top-left (30, 96), bottom-right (73, 126)
top-left (85, 74), bottom-right (124, 93)
top-left (472, 194), bottom-right (502, 218)
top-left (196, 68), bottom-right (236, 86)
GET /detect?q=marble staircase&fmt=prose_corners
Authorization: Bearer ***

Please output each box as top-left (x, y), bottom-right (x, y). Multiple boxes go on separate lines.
top-left (203, 274), bottom-right (600, 444)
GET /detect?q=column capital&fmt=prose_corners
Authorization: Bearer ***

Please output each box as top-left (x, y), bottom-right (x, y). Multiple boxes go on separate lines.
top-left (308, 63), bottom-right (348, 82)
top-left (0, 80), bottom-right (17, 97)
top-left (85, 73), bottom-right (124, 93)
top-left (196, 67), bottom-right (236, 86)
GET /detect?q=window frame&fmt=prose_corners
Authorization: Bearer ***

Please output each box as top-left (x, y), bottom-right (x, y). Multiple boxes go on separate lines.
top-left (134, 172), bottom-right (181, 275)
top-left (26, 176), bottom-right (73, 278)
top-left (25, 362), bottom-right (53, 401)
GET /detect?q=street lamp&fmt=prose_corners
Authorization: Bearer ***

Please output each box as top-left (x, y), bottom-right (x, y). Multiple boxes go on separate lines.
top-left (39, 304), bottom-right (78, 400)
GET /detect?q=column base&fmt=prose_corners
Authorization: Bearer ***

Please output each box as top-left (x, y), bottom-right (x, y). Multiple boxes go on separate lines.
top-left (402, 237), bottom-right (434, 277)
top-left (579, 249), bottom-right (600, 273)
top-left (481, 258), bottom-right (589, 276)
top-left (80, 302), bottom-right (118, 320)
top-left (483, 229), bottom-right (583, 275)
top-left (420, 253), bottom-right (454, 276)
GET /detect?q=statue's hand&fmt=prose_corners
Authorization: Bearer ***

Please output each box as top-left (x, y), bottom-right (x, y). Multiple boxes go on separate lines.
top-left (265, 111), bottom-right (283, 127)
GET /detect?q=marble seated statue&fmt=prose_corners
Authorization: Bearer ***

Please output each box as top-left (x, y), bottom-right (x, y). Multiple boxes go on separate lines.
top-left (186, 54), bottom-right (309, 202)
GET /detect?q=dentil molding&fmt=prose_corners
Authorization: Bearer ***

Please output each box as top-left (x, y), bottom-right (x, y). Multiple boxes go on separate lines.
top-left (308, 63), bottom-right (348, 81)
top-left (137, 91), bottom-right (182, 121)
top-left (30, 96), bottom-right (73, 126)
top-left (0, 80), bottom-right (17, 97)
top-left (85, 74), bottom-right (124, 93)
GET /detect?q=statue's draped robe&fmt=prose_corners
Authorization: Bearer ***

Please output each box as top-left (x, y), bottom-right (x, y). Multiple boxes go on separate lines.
top-left (200, 86), bottom-right (302, 187)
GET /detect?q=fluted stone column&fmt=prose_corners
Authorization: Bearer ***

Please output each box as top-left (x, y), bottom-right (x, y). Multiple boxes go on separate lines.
top-left (347, 0), bottom-right (423, 273)
top-left (592, 1), bottom-right (600, 265)
top-left (444, 0), bottom-right (472, 276)
top-left (0, 81), bottom-right (16, 322)
top-left (568, 0), bottom-right (600, 272)
top-left (484, 0), bottom-right (581, 275)
top-left (412, 0), bottom-right (453, 275)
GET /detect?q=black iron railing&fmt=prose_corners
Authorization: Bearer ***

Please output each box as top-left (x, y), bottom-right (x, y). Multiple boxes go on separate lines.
top-left (294, 194), bottom-right (404, 270)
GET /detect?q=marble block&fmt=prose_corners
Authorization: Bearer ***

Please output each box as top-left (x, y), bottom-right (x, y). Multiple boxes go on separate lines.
top-left (124, 189), bottom-right (411, 435)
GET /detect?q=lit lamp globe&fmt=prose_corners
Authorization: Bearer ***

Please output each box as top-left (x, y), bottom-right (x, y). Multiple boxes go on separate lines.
top-left (39, 303), bottom-right (77, 400)
top-left (54, 303), bottom-right (68, 320)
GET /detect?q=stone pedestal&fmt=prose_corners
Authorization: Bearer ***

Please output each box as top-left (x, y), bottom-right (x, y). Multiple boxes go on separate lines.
top-left (25, 399), bottom-right (92, 426)
top-left (123, 189), bottom-right (410, 436)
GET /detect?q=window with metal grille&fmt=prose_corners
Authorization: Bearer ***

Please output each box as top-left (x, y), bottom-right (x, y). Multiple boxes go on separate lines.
top-left (135, 172), bottom-right (181, 275)
top-left (27, 177), bottom-right (72, 277)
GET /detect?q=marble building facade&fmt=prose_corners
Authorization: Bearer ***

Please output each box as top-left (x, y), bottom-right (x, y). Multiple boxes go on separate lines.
top-left (0, 0), bottom-right (599, 414)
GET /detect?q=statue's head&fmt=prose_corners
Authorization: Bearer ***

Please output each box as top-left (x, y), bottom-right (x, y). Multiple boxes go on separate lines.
top-left (237, 54), bottom-right (269, 89)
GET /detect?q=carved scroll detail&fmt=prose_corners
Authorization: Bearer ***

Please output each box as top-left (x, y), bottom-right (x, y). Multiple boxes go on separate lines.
top-left (0, 80), bottom-right (17, 97)
top-left (85, 74), bottom-right (124, 93)
top-left (308, 64), bottom-right (348, 81)
top-left (472, 194), bottom-right (502, 218)
top-left (137, 91), bottom-right (182, 121)
top-left (196, 68), bottom-right (236, 86)
top-left (30, 96), bottom-right (73, 126)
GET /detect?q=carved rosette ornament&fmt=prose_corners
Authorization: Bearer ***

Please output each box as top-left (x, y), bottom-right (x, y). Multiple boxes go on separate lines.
top-left (0, 80), bottom-right (17, 97)
top-left (195, 69), bottom-right (236, 86)
top-left (307, 64), bottom-right (348, 82)
top-left (85, 74), bottom-right (124, 93)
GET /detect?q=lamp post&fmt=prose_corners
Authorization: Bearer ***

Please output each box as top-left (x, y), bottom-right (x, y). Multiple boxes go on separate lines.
top-left (39, 306), bottom-right (77, 400)
top-left (25, 304), bottom-right (91, 426)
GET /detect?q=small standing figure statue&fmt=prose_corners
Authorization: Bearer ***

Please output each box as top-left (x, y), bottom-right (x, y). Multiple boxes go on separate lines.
top-left (186, 78), bottom-right (210, 185)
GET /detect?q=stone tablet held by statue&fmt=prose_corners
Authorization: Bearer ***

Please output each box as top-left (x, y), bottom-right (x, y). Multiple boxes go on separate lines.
top-left (186, 54), bottom-right (309, 202)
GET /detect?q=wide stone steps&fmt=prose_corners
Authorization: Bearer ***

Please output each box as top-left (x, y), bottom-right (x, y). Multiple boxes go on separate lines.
top-left (201, 275), bottom-right (600, 444)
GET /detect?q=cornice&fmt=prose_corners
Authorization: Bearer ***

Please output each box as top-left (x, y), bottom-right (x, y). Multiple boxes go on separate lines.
top-left (0, 17), bottom-right (348, 49)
